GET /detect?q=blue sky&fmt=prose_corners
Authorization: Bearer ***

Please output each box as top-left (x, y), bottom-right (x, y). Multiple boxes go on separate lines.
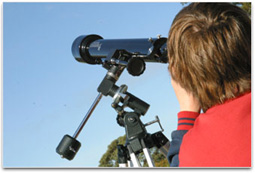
top-left (3, 2), bottom-right (185, 168)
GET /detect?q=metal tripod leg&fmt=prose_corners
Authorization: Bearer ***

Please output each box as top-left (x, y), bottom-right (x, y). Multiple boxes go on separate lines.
top-left (129, 149), bottom-right (155, 167)
top-left (118, 161), bottom-right (133, 167)
top-left (143, 147), bottom-right (155, 167)
top-left (127, 160), bottom-right (132, 167)
top-left (117, 145), bottom-right (129, 167)
top-left (119, 163), bottom-right (127, 167)
top-left (126, 146), bottom-right (155, 167)
top-left (130, 153), bottom-right (141, 167)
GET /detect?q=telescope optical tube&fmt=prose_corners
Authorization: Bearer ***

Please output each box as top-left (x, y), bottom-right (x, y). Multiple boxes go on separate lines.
top-left (71, 34), bottom-right (167, 65)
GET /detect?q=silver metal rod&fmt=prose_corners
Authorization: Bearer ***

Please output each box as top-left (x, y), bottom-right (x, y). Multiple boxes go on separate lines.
top-left (159, 141), bottom-right (171, 158)
top-left (119, 163), bottom-right (127, 168)
top-left (130, 153), bottom-right (141, 167)
top-left (143, 148), bottom-right (155, 167)
top-left (73, 93), bottom-right (103, 139)
top-left (127, 160), bottom-right (132, 167)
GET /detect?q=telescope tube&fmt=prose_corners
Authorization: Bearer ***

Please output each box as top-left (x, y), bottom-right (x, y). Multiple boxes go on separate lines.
top-left (72, 34), bottom-right (167, 64)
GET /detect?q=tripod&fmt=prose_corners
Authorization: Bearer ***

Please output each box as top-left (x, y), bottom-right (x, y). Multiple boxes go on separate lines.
top-left (116, 114), bottom-right (170, 167)
top-left (56, 50), bottom-right (170, 167)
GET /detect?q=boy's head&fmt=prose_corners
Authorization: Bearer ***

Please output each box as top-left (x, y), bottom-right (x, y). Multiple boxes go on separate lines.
top-left (167, 3), bottom-right (251, 111)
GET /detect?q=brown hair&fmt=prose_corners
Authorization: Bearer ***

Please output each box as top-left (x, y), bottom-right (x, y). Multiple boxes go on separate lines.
top-left (167, 3), bottom-right (251, 112)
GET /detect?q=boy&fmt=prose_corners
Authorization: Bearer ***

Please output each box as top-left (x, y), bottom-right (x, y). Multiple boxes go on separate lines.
top-left (167, 3), bottom-right (251, 167)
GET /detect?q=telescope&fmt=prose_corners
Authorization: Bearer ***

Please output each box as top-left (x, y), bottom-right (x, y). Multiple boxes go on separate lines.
top-left (56, 34), bottom-right (170, 166)
top-left (72, 34), bottom-right (168, 76)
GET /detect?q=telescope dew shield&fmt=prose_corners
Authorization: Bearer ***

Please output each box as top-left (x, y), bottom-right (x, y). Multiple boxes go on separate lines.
top-left (71, 34), bottom-right (167, 65)
top-left (72, 35), bottom-right (103, 64)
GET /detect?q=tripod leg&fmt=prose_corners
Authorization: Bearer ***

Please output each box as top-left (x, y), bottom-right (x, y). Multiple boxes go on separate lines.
top-left (143, 148), bottom-right (155, 167)
top-left (117, 145), bottom-right (128, 167)
top-left (119, 163), bottom-right (128, 167)
top-left (127, 160), bottom-right (132, 167)
top-left (130, 153), bottom-right (141, 167)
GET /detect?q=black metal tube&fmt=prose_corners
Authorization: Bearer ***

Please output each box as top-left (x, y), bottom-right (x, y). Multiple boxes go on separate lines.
top-left (71, 34), bottom-right (167, 64)
top-left (88, 38), bottom-right (154, 58)
top-left (126, 92), bottom-right (150, 116)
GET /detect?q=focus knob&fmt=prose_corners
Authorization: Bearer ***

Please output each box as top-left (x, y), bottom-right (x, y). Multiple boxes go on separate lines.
top-left (127, 57), bottom-right (146, 76)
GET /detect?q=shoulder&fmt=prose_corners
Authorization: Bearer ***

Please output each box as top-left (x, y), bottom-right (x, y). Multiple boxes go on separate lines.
top-left (178, 92), bottom-right (251, 166)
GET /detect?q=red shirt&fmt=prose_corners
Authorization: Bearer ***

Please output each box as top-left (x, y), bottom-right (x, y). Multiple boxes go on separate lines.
top-left (178, 92), bottom-right (251, 167)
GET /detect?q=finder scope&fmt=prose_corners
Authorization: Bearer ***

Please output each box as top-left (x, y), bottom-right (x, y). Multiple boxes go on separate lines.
top-left (71, 34), bottom-right (168, 65)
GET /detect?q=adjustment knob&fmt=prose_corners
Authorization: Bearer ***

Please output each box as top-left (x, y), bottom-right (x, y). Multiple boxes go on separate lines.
top-left (127, 57), bottom-right (146, 76)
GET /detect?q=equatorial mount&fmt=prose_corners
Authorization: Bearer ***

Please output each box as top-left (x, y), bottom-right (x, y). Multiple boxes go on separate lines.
top-left (56, 49), bottom-right (169, 165)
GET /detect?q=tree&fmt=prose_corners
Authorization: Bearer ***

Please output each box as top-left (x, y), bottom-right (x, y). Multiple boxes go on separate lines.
top-left (143, 147), bottom-right (170, 167)
top-left (181, 2), bottom-right (251, 16)
top-left (233, 2), bottom-right (251, 16)
top-left (98, 135), bottom-right (169, 167)
top-left (98, 135), bottom-right (126, 167)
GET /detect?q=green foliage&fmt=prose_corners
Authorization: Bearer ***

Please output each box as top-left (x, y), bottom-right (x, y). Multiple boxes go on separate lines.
top-left (98, 135), bottom-right (126, 167)
top-left (181, 2), bottom-right (251, 16)
top-left (98, 135), bottom-right (169, 167)
top-left (143, 147), bottom-right (170, 167)
top-left (233, 2), bottom-right (251, 16)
